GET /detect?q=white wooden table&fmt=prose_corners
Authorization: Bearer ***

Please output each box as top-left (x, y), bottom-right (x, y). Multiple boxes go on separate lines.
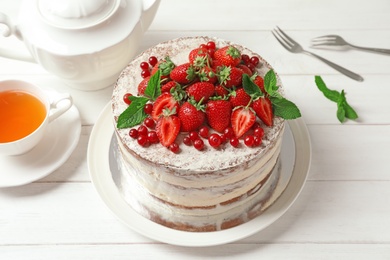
top-left (1, 0), bottom-right (390, 258)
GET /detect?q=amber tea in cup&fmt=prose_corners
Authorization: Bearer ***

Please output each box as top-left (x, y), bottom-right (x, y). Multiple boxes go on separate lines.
top-left (0, 90), bottom-right (47, 142)
top-left (0, 80), bottom-right (72, 156)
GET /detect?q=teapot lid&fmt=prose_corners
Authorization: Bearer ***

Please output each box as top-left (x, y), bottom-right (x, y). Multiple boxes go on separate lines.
top-left (37, 0), bottom-right (120, 29)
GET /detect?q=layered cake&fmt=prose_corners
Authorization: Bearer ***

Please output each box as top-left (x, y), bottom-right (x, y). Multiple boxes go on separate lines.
top-left (111, 36), bottom-right (300, 232)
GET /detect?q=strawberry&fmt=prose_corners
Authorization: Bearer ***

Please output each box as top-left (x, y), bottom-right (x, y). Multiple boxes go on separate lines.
top-left (151, 57), bottom-right (175, 79)
top-left (170, 63), bottom-right (196, 84)
top-left (205, 99), bottom-right (232, 132)
top-left (178, 101), bottom-right (205, 132)
top-left (188, 47), bottom-right (211, 67)
top-left (137, 76), bottom-right (150, 95)
top-left (229, 88), bottom-right (251, 107)
top-left (217, 66), bottom-right (243, 88)
top-left (252, 75), bottom-right (265, 93)
top-left (197, 66), bottom-right (217, 84)
top-left (161, 81), bottom-right (178, 93)
top-left (187, 82), bottom-right (215, 103)
top-left (213, 46), bottom-right (241, 67)
top-left (151, 92), bottom-right (180, 120)
top-left (237, 64), bottom-right (252, 76)
top-left (215, 85), bottom-right (229, 97)
top-left (251, 97), bottom-right (273, 126)
top-left (231, 107), bottom-right (256, 138)
top-left (156, 109), bottom-right (181, 147)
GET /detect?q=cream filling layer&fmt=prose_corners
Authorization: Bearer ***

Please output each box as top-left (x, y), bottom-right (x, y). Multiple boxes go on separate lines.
top-left (117, 136), bottom-right (282, 208)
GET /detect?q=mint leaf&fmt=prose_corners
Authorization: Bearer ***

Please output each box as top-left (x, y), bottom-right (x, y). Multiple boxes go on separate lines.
top-left (144, 70), bottom-right (161, 101)
top-left (315, 75), bottom-right (340, 102)
top-left (264, 70), bottom-right (278, 94)
top-left (314, 76), bottom-right (358, 123)
top-left (271, 97), bottom-right (301, 119)
top-left (242, 74), bottom-right (263, 97)
top-left (117, 96), bottom-right (149, 129)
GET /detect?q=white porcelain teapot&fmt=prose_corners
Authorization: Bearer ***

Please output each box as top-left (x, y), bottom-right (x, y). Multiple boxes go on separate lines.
top-left (0, 0), bottom-right (160, 91)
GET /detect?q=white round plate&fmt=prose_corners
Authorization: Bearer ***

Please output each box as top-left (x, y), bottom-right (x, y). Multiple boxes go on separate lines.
top-left (88, 103), bottom-right (311, 247)
top-left (0, 105), bottom-right (81, 188)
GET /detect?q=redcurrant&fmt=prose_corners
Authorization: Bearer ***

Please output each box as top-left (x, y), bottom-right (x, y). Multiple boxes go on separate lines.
top-left (198, 126), bottom-right (209, 138)
top-left (230, 137), bottom-right (239, 147)
top-left (123, 93), bottom-right (132, 105)
top-left (148, 56), bottom-right (158, 67)
top-left (140, 61), bottom-right (149, 70)
top-left (147, 131), bottom-right (158, 143)
top-left (208, 133), bottom-right (222, 148)
top-left (129, 129), bottom-right (138, 139)
top-left (137, 135), bottom-right (148, 146)
top-left (144, 117), bottom-right (155, 129)
top-left (144, 103), bottom-right (153, 114)
top-left (193, 139), bottom-right (204, 151)
top-left (169, 143), bottom-right (180, 153)
top-left (244, 135), bottom-right (255, 147)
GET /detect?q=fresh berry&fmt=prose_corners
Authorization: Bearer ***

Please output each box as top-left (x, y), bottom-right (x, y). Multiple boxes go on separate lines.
top-left (251, 97), bottom-right (273, 126)
top-left (151, 92), bottom-right (180, 120)
top-left (141, 69), bottom-right (151, 78)
top-left (198, 126), bottom-right (209, 138)
top-left (189, 131), bottom-right (200, 142)
top-left (229, 88), bottom-right (251, 107)
top-left (170, 63), bottom-right (196, 84)
top-left (193, 139), bottom-right (204, 150)
top-left (206, 41), bottom-right (216, 50)
top-left (147, 130), bottom-right (159, 143)
top-left (169, 142), bottom-right (180, 153)
top-left (137, 125), bottom-right (148, 136)
top-left (155, 109), bottom-right (181, 147)
top-left (250, 56), bottom-right (260, 66)
top-left (208, 133), bottom-right (222, 148)
top-left (161, 81), bottom-right (177, 93)
top-left (148, 56), bottom-right (158, 67)
top-left (143, 117), bottom-right (155, 128)
top-left (237, 64), bottom-right (252, 76)
top-left (123, 93), bottom-right (132, 105)
top-left (217, 66), bottom-right (243, 88)
top-left (137, 76), bottom-right (150, 95)
top-left (198, 66), bottom-right (217, 84)
top-left (205, 99), bottom-right (232, 133)
top-left (254, 136), bottom-right (262, 146)
top-left (137, 135), bottom-right (149, 146)
top-left (188, 47), bottom-right (211, 67)
top-left (231, 107), bottom-right (256, 138)
top-left (187, 82), bottom-right (215, 103)
top-left (144, 103), bottom-right (153, 114)
top-left (254, 127), bottom-right (264, 138)
top-left (223, 127), bottom-right (235, 139)
top-left (140, 61), bottom-right (149, 70)
top-left (215, 85), bottom-right (229, 97)
top-left (151, 57), bottom-right (175, 79)
top-left (252, 75), bottom-right (265, 93)
top-left (230, 137), bottom-right (239, 147)
top-left (241, 54), bottom-right (250, 64)
top-left (129, 129), bottom-right (138, 139)
top-left (213, 46), bottom-right (241, 67)
top-left (244, 135), bottom-right (255, 147)
top-left (183, 136), bottom-right (192, 146)
top-left (178, 101), bottom-right (205, 132)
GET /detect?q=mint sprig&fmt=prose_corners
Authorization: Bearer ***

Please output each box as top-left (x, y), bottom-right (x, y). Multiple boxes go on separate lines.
top-left (243, 70), bottom-right (301, 120)
top-left (117, 70), bottom-right (162, 129)
top-left (314, 76), bottom-right (358, 123)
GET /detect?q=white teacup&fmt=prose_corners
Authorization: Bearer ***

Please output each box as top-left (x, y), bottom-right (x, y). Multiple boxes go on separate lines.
top-left (0, 80), bottom-right (73, 156)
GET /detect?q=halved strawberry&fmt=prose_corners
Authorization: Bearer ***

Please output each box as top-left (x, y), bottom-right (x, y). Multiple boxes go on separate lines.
top-left (213, 46), bottom-right (241, 67)
top-left (156, 109), bottom-right (181, 147)
top-left (151, 92), bottom-right (180, 120)
top-left (231, 107), bottom-right (256, 138)
top-left (251, 97), bottom-right (273, 126)
top-left (178, 100), bottom-right (205, 132)
top-left (187, 82), bottom-right (215, 103)
top-left (137, 76), bottom-right (150, 95)
top-left (170, 63), bottom-right (196, 84)
top-left (205, 99), bottom-right (232, 133)
top-left (229, 88), bottom-right (251, 107)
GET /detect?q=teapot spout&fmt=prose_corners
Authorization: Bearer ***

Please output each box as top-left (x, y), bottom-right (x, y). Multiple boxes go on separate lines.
top-left (141, 0), bottom-right (161, 32)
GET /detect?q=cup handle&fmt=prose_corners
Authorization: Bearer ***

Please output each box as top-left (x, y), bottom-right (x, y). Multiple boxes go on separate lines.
top-left (48, 93), bottom-right (73, 122)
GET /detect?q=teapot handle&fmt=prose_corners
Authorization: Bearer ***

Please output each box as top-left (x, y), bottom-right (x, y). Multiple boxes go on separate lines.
top-left (141, 0), bottom-right (161, 31)
top-left (0, 12), bottom-right (35, 63)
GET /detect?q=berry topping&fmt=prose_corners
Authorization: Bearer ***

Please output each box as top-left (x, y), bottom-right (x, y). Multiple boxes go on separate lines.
top-left (155, 109), bottom-right (181, 147)
top-left (231, 107), bottom-right (256, 138)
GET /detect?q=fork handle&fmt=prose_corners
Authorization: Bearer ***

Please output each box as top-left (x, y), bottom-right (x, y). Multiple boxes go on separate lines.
top-left (351, 45), bottom-right (390, 55)
top-left (304, 51), bottom-right (364, 82)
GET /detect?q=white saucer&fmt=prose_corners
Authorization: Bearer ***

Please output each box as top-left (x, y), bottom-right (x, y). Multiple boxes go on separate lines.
top-left (88, 103), bottom-right (311, 247)
top-left (0, 105), bottom-right (81, 188)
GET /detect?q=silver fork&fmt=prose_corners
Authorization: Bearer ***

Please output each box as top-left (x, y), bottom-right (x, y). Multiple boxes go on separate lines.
top-left (272, 27), bottom-right (363, 82)
top-left (311, 35), bottom-right (390, 55)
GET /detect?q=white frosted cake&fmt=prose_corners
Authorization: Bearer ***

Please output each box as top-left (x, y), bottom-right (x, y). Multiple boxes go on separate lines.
top-left (111, 36), bottom-right (299, 231)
